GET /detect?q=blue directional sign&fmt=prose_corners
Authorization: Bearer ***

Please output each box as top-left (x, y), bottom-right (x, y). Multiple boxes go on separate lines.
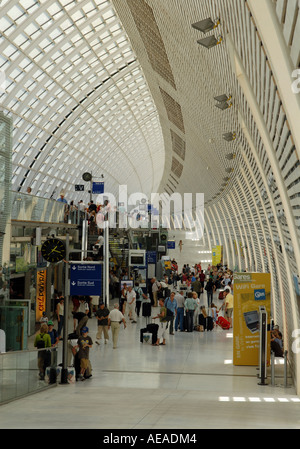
top-left (92, 182), bottom-right (104, 194)
top-left (147, 251), bottom-right (157, 264)
top-left (70, 263), bottom-right (102, 296)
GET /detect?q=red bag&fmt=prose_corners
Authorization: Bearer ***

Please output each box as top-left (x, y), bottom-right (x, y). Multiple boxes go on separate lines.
top-left (216, 316), bottom-right (230, 330)
top-left (218, 291), bottom-right (225, 300)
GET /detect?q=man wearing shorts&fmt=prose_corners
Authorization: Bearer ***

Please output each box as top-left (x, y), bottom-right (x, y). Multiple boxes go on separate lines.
top-left (76, 326), bottom-right (93, 381)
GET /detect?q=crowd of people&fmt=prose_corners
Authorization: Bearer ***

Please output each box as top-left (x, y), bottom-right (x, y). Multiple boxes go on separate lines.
top-left (33, 260), bottom-right (236, 380)
top-left (55, 190), bottom-right (112, 229)
top-left (34, 258), bottom-right (284, 382)
top-left (148, 262), bottom-right (234, 340)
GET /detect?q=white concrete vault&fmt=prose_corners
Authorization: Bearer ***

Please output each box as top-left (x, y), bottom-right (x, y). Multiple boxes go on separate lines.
top-left (111, 0), bottom-right (300, 391)
top-left (1, 0), bottom-right (300, 391)
top-left (0, 0), bottom-right (165, 200)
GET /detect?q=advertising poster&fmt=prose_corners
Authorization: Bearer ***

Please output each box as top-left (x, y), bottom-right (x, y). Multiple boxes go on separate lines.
top-left (36, 269), bottom-right (47, 321)
top-left (212, 245), bottom-right (223, 266)
top-left (233, 272), bottom-right (271, 366)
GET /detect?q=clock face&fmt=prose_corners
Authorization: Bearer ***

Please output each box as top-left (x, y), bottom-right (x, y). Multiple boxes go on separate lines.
top-left (41, 238), bottom-right (66, 263)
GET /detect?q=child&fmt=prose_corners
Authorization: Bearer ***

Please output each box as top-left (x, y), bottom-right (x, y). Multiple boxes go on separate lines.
top-left (210, 303), bottom-right (218, 325)
top-left (39, 311), bottom-right (48, 325)
top-left (75, 326), bottom-right (93, 381)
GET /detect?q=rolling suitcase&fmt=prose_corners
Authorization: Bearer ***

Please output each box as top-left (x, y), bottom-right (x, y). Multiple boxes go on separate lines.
top-left (142, 302), bottom-right (151, 324)
top-left (183, 315), bottom-right (188, 331)
top-left (216, 316), bottom-right (230, 330)
top-left (140, 327), bottom-right (148, 343)
top-left (142, 302), bottom-right (151, 317)
top-left (146, 323), bottom-right (159, 344)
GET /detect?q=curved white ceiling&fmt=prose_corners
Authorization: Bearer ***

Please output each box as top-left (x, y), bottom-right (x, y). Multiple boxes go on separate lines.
top-left (0, 0), bottom-right (165, 200)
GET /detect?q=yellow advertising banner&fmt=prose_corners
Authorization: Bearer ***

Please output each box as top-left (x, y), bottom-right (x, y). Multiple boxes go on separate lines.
top-left (212, 245), bottom-right (223, 266)
top-left (36, 269), bottom-right (47, 322)
top-left (164, 260), bottom-right (171, 270)
top-left (233, 272), bottom-right (271, 366)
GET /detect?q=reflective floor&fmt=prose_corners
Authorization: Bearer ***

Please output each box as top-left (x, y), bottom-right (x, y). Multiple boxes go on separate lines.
top-left (0, 294), bottom-right (299, 429)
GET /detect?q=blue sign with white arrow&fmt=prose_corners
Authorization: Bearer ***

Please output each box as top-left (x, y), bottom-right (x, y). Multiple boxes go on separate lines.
top-left (70, 263), bottom-right (102, 296)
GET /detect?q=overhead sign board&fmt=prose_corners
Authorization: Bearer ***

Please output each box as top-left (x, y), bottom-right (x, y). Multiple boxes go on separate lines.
top-left (92, 182), bottom-right (104, 194)
top-left (167, 241), bottom-right (175, 249)
top-left (70, 263), bottom-right (102, 296)
top-left (75, 185), bottom-right (84, 191)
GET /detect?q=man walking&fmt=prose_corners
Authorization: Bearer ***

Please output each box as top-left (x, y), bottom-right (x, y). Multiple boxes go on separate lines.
top-left (108, 304), bottom-right (126, 349)
top-left (151, 278), bottom-right (161, 307)
top-left (95, 301), bottom-right (110, 345)
top-left (124, 285), bottom-right (137, 323)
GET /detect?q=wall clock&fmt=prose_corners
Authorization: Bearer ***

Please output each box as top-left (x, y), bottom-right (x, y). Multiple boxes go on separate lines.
top-left (41, 238), bottom-right (66, 263)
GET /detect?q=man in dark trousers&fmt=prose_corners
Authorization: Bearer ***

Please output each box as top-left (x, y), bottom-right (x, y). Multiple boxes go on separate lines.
top-left (95, 301), bottom-right (110, 345)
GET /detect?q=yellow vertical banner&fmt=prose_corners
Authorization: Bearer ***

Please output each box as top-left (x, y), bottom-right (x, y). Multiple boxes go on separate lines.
top-left (36, 269), bottom-right (47, 322)
top-left (233, 272), bottom-right (271, 366)
top-left (212, 245), bottom-right (223, 266)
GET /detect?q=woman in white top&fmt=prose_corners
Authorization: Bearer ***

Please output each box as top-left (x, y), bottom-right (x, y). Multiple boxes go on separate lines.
top-left (56, 298), bottom-right (64, 338)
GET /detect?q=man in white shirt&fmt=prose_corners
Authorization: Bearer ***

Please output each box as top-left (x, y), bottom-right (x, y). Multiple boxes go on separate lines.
top-left (108, 304), bottom-right (126, 349)
top-left (151, 278), bottom-right (161, 307)
top-left (124, 286), bottom-right (137, 323)
top-left (94, 233), bottom-right (104, 259)
top-left (74, 298), bottom-right (89, 336)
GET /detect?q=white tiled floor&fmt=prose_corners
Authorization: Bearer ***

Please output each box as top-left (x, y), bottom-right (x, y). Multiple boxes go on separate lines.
top-left (1, 295), bottom-right (300, 429)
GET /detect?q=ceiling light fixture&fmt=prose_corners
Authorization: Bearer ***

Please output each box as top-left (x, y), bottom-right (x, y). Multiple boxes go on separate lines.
top-left (197, 35), bottom-right (223, 49)
top-left (192, 17), bottom-right (220, 34)
top-left (214, 94), bottom-right (232, 110)
top-left (223, 132), bottom-right (236, 142)
top-left (225, 153), bottom-right (236, 160)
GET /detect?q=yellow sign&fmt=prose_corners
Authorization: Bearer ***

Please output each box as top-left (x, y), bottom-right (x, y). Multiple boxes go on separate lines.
top-left (212, 245), bottom-right (223, 266)
top-left (233, 272), bottom-right (271, 366)
top-left (164, 260), bottom-right (171, 270)
top-left (36, 270), bottom-right (47, 322)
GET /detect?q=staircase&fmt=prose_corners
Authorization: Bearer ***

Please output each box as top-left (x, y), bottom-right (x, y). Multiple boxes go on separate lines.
top-left (109, 233), bottom-right (129, 270)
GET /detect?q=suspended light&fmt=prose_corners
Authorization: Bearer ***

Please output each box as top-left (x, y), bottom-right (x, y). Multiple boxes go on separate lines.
top-left (192, 18), bottom-right (220, 34)
top-left (214, 94), bottom-right (232, 110)
top-left (225, 153), bottom-right (236, 160)
top-left (197, 35), bottom-right (223, 49)
top-left (223, 132), bottom-right (236, 142)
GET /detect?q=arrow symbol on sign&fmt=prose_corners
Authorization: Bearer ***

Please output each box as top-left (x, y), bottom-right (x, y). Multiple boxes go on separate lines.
top-left (72, 266), bottom-right (77, 270)
top-left (71, 281), bottom-right (76, 286)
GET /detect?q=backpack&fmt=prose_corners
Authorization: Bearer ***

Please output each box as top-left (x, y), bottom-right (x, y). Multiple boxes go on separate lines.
top-left (164, 298), bottom-right (174, 321)
top-left (36, 334), bottom-right (46, 349)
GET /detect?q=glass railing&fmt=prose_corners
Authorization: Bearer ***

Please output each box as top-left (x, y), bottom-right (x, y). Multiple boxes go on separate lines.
top-left (0, 347), bottom-right (57, 404)
top-left (11, 192), bottom-right (66, 223)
